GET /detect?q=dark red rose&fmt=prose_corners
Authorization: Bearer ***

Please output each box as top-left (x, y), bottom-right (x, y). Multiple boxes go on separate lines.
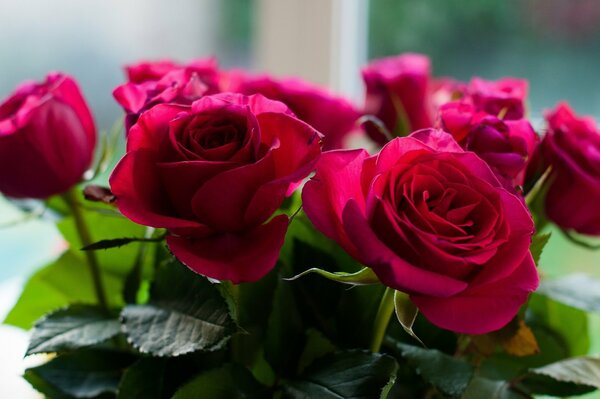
top-left (0, 73), bottom-right (96, 198)
top-left (113, 58), bottom-right (220, 131)
top-left (110, 93), bottom-right (321, 282)
top-left (362, 53), bottom-right (433, 144)
top-left (534, 102), bottom-right (600, 235)
top-left (302, 129), bottom-right (538, 334)
top-left (223, 70), bottom-right (359, 150)
top-left (439, 101), bottom-right (538, 185)
top-left (467, 77), bottom-right (528, 120)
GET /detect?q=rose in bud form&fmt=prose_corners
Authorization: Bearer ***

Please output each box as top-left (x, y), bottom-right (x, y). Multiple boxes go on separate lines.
top-left (302, 129), bottom-right (538, 334)
top-left (439, 101), bottom-right (538, 185)
top-left (468, 77), bottom-right (528, 120)
top-left (110, 93), bottom-right (321, 283)
top-left (113, 58), bottom-right (220, 131)
top-left (430, 77), bottom-right (466, 112)
top-left (362, 53), bottom-right (433, 144)
top-left (0, 73), bottom-right (96, 199)
top-left (536, 102), bottom-right (600, 235)
top-left (223, 70), bottom-right (359, 150)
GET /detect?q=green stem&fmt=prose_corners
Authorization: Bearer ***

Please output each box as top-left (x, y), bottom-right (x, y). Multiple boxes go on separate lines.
top-left (370, 287), bottom-right (396, 353)
top-left (62, 188), bottom-right (108, 311)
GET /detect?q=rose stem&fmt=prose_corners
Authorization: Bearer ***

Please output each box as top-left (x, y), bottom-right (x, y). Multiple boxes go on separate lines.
top-left (369, 286), bottom-right (396, 353)
top-left (62, 187), bottom-right (109, 311)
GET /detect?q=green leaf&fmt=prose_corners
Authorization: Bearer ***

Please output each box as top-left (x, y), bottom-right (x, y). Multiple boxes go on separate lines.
top-left (4, 250), bottom-right (123, 329)
top-left (286, 266), bottom-right (379, 286)
top-left (461, 378), bottom-right (524, 399)
top-left (171, 364), bottom-right (264, 399)
top-left (27, 305), bottom-right (120, 355)
top-left (527, 294), bottom-right (589, 364)
top-left (530, 232), bottom-right (551, 266)
top-left (537, 274), bottom-right (600, 313)
top-left (393, 291), bottom-right (424, 346)
top-left (121, 259), bottom-right (237, 357)
top-left (81, 237), bottom-right (155, 251)
top-left (391, 342), bottom-right (473, 397)
top-left (283, 350), bottom-right (398, 399)
top-left (529, 356), bottom-right (600, 389)
top-left (24, 350), bottom-right (135, 398)
top-left (117, 358), bottom-right (167, 399)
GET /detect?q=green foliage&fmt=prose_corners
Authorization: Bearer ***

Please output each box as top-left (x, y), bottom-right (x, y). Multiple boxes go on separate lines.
top-left (4, 250), bottom-right (123, 329)
top-left (530, 232), bottom-right (551, 266)
top-left (27, 305), bottom-right (120, 355)
top-left (116, 358), bottom-right (167, 399)
top-left (389, 342), bottom-right (474, 397)
top-left (461, 378), bottom-right (523, 399)
top-left (393, 291), bottom-right (423, 346)
top-left (120, 259), bottom-right (237, 357)
top-left (172, 364), bottom-right (264, 399)
top-left (25, 350), bottom-right (135, 398)
top-left (537, 274), bottom-right (600, 314)
top-left (282, 350), bottom-right (398, 399)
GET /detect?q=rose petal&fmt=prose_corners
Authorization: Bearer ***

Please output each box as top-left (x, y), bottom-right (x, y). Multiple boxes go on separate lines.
top-left (110, 149), bottom-right (208, 234)
top-left (166, 215), bottom-right (288, 283)
top-left (412, 253), bottom-right (538, 334)
top-left (302, 149), bottom-right (370, 258)
top-left (342, 200), bottom-right (469, 297)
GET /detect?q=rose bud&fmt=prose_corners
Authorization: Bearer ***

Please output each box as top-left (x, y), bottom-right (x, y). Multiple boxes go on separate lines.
top-left (439, 101), bottom-right (538, 185)
top-left (0, 73), bottom-right (96, 199)
top-left (110, 93), bottom-right (321, 283)
top-left (113, 58), bottom-right (220, 131)
top-left (362, 53), bottom-right (433, 144)
top-left (223, 70), bottom-right (359, 150)
top-left (535, 102), bottom-right (600, 235)
top-left (467, 77), bottom-right (528, 120)
top-left (302, 129), bottom-right (538, 334)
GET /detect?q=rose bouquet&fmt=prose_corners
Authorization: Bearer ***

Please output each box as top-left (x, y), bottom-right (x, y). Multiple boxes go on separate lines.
top-left (1, 53), bottom-right (600, 398)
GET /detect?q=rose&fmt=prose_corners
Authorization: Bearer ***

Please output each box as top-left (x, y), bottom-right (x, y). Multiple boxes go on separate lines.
top-left (467, 77), bottom-right (528, 120)
top-left (0, 73), bottom-right (96, 199)
top-left (223, 70), bottom-right (359, 150)
top-left (361, 53), bottom-right (433, 144)
top-left (534, 102), bottom-right (600, 235)
top-left (113, 58), bottom-right (220, 131)
top-left (110, 93), bottom-right (321, 282)
top-left (439, 101), bottom-right (538, 185)
top-left (302, 129), bottom-right (538, 333)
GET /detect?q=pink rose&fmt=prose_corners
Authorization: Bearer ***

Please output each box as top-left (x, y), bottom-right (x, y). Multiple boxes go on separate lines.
top-left (110, 93), bottom-right (321, 283)
top-left (113, 58), bottom-right (220, 131)
top-left (535, 102), bottom-right (600, 235)
top-left (362, 53), bottom-right (433, 144)
top-left (302, 129), bottom-right (538, 334)
top-left (467, 77), bottom-right (528, 120)
top-left (439, 101), bottom-right (538, 185)
top-left (223, 70), bottom-right (359, 150)
top-left (0, 73), bottom-right (96, 198)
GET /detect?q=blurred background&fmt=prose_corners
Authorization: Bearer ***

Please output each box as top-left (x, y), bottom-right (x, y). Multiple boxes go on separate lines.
top-left (1, 0), bottom-right (600, 396)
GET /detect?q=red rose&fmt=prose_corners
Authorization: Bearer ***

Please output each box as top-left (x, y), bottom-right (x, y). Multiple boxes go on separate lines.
top-left (439, 101), bottom-right (538, 185)
top-left (535, 102), bottom-right (600, 235)
top-left (223, 70), bottom-right (359, 150)
top-left (110, 93), bottom-right (321, 283)
top-left (302, 129), bottom-right (538, 334)
top-left (362, 53), bottom-right (433, 144)
top-left (0, 73), bottom-right (96, 199)
top-left (467, 77), bottom-right (528, 120)
top-left (113, 58), bottom-right (220, 131)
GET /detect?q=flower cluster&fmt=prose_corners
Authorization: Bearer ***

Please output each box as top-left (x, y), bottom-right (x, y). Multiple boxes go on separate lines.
top-left (2, 54), bottom-right (600, 339)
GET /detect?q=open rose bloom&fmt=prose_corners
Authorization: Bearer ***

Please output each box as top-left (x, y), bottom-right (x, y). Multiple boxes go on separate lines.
top-left (110, 93), bottom-right (321, 283)
top-left (303, 129), bottom-right (538, 334)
